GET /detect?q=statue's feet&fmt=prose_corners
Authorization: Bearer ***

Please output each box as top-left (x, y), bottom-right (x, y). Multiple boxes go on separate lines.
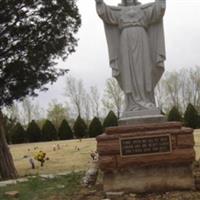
top-left (125, 104), bottom-right (142, 112)
top-left (125, 101), bottom-right (156, 112)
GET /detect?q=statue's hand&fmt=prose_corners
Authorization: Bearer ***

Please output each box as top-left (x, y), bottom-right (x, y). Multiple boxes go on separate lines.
top-left (155, 0), bottom-right (166, 2)
top-left (156, 0), bottom-right (166, 9)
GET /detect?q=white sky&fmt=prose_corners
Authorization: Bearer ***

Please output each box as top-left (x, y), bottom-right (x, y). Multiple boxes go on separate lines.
top-left (34, 0), bottom-right (200, 108)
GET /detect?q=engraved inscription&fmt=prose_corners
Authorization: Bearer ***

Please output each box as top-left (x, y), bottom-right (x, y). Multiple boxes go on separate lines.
top-left (120, 135), bottom-right (171, 157)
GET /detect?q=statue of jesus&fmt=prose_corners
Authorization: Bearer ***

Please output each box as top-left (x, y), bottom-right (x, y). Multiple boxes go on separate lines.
top-left (95, 0), bottom-right (166, 116)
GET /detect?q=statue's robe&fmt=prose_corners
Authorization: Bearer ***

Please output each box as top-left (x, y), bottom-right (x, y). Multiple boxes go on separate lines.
top-left (96, 1), bottom-right (166, 111)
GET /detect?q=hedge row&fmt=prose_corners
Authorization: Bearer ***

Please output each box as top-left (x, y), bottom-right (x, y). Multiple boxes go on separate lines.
top-left (8, 111), bottom-right (118, 144)
top-left (167, 103), bottom-right (200, 129)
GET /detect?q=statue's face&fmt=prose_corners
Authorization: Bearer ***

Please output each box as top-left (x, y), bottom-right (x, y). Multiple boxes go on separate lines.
top-left (123, 0), bottom-right (136, 6)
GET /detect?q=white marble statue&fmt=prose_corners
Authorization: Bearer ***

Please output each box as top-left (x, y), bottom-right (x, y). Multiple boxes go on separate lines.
top-left (95, 0), bottom-right (166, 114)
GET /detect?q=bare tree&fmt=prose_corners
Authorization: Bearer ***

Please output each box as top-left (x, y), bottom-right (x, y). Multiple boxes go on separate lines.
top-left (155, 66), bottom-right (200, 113)
top-left (65, 76), bottom-right (86, 117)
top-left (82, 93), bottom-right (92, 125)
top-left (102, 78), bottom-right (124, 118)
top-left (178, 69), bottom-right (189, 112)
top-left (3, 102), bottom-right (20, 122)
top-left (155, 71), bottom-right (183, 113)
top-left (189, 67), bottom-right (200, 109)
top-left (155, 80), bottom-right (166, 112)
top-left (21, 98), bottom-right (33, 125)
top-left (155, 71), bottom-right (182, 113)
top-left (4, 98), bottom-right (43, 126)
top-left (90, 86), bottom-right (101, 118)
top-left (20, 97), bottom-right (44, 125)
top-left (165, 71), bottom-right (181, 110)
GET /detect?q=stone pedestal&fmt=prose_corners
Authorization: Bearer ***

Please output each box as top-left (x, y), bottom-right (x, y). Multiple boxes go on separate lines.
top-left (119, 109), bottom-right (167, 125)
top-left (119, 114), bottom-right (166, 125)
top-left (96, 122), bottom-right (195, 193)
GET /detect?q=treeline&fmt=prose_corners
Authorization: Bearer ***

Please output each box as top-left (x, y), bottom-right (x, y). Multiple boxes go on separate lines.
top-left (5, 111), bottom-right (118, 144)
top-left (5, 102), bottom-right (200, 144)
top-left (167, 103), bottom-right (200, 129)
top-left (4, 67), bottom-right (200, 145)
top-left (6, 66), bottom-right (200, 129)
top-left (156, 66), bottom-right (200, 114)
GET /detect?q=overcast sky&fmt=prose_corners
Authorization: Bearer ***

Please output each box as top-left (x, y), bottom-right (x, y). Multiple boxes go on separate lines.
top-left (34, 0), bottom-right (200, 108)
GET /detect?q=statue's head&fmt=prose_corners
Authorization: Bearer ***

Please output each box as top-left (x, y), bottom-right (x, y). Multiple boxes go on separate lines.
top-left (120, 0), bottom-right (141, 6)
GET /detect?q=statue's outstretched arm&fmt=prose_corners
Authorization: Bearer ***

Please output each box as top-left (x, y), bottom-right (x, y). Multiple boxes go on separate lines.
top-left (155, 0), bottom-right (166, 6)
top-left (95, 0), bottom-right (119, 25)
top-left (156, 0), bottom-right (166, 14)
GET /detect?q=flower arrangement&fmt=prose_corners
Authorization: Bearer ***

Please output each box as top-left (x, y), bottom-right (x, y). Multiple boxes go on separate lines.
top-left (34, 150), bottom-right (46, 167)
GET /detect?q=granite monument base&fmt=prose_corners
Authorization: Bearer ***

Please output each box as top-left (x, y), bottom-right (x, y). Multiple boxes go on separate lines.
top-left (104, 165), bottom-right (194, 193)
top-left (119, 109), bottom-right (166, 125)
top-left (96, 122), bottom-right (195, 193)
top-left (119, 114), bottom-right (166, 125)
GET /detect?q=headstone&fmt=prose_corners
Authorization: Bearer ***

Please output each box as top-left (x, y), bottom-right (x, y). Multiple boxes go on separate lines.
top-left (96, 122), bottom-right (195, 192)
top-left (57, 144), bottom-right (60, 150)
top-left (29, 158), bottom-right (35, 169)
top-left (106, 191), bottom-right (124, 197)
top-left (4, 191), bottom-right (19, 198)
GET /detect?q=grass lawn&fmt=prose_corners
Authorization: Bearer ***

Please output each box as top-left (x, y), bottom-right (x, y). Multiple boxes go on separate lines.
top-left (194, 129), bottom-right (200, 160)
top-left (10, 138), bottom-right (96, 177)
top-left (1, 172), bottom-right (200, 200)
top-left (0, 172), bottom-right (83, 200)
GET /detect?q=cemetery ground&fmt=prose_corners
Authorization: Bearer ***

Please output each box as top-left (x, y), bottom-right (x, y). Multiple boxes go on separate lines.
top-left (1, 130), bottom-right (200, 199)
top-left (10, 138), bottom-right (96, 177)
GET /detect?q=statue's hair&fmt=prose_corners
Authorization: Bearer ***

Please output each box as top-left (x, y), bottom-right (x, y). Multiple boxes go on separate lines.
top-left (120, 0), bottom-right (141, 6)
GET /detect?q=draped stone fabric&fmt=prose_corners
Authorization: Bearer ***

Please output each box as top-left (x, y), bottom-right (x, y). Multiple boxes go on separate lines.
top-left (96, 1), bottom-right (166, 112)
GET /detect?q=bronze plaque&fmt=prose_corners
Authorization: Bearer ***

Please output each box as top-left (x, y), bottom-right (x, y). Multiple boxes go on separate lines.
top-left (120, 135), bottom-right (172, 157)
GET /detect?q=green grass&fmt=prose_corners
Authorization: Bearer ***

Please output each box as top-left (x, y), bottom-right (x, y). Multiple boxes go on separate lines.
top-left (0, 172), bottom-right (83, 200)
